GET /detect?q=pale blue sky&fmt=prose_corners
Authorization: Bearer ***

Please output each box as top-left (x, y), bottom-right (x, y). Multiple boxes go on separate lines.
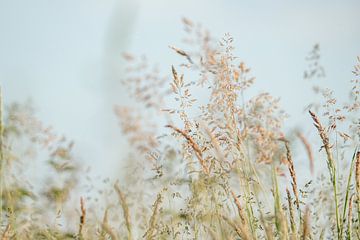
top-left (1, 0), bottom-right (359, 177)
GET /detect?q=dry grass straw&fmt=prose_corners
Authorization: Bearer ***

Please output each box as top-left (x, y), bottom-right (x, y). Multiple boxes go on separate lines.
top-left (169, 46), bottom-right (193, 64)
top-left (309, 110), bottom-right (341, 238)
top-left (220, 214), bottom-right (250, 240)
top-left (143, 192), bottom-right (163, 240)
top-left (230, 189), bottom-right (246, 223)
top-left (165, 124), bottom-right (209, 175)
top-left (0, 87), bottom-right (4, 228)
top-left (301, 207), bottom-right (310, 240)
top-left (100, 209), bottom-right (118, 240)
top-left (340, 147), bottom-right (359, 237)
top-left (286, 188), bottom-right (296, 239)
top-left (273, 167), bottom-right (288, 240)
top-left (101, 214), bottom-right (119, 240)
top-left (279, 138), bottom-right (300, 210)
top-left (202, 225), bottom-right (218, 240)
top-left (308, 110), bottom-right (336, 177)
top-left (78, 197), bottom-right (86, 239)
top-left (1, 224), bottom-right (10, 240)
top-left (356, 151), bottom-right (360, 226)
top-left (296, 132), bottom-right (314, 175)
top-left (347, 194), bottom-right (354, 240)
top-left (114, 183), bottom-right (132, 240)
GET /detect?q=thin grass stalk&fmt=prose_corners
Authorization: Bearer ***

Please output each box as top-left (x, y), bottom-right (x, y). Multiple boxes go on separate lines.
top-left (272, 166), bottom-right (288, 240)
top-left (143, 193), bottom-right (163, 240)
top-left (259, 213), bottom-right (273, 240)
top-left (347, 194), bottom-right (354, 240)
top-left (166, 124), bottom-right (209, 174)
top-left (99, 209), bottom-right (109, 240)
top-left (1, 224), bottom-right (10, 240)
top-left (301, 207), bottom-right (310, 240)
top-left (254, 197), bottom-right (273, 240)
top-left (341, 147), bottom-right (358, 236)
top-left (220, 215), bottom-right (250, 240)
top-left (0, 87), bottom-right (3, 227)
top-left (319, 228), bottom-right (325, 240)
top-left (114, 183), bottom-right (132, 240)
top-left (230, 190), bottom-right (246, 223)
top-left (169, 46), bottom-right (194, 64)
top-left (355, 151), bottom-right (360, 227)
top-left (202, 123), bottom-right (226, 168)
top-left (286, 188), bottom-right (296, 239)
top-left (280, 138), bottom-right (300, 209)
top-left (244, 194), bottom-right (258, 239)
top-left (203, 225), bottom-right (218, 240)
top-left (309, 110), bottom-right (341, 239)
top-left (296, 132), bottom-right (314, 175)
top-left (78, 197), bottom-right (86, 239)
top-left (234, 164), bottom-right (258, 240)
top-left (101, 221), bottom-right (118, 240)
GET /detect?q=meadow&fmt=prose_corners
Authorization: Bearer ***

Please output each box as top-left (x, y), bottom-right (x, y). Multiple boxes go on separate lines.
top-left (0, 19), bottom-right (359, 239)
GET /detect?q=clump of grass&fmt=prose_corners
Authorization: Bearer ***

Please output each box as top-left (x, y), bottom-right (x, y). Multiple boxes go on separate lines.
top-left (1, 19), bottom-right (360, 240)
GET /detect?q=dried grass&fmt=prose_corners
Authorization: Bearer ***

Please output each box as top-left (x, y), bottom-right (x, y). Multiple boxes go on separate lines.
top-left (0, 20), bottom-right (360, 240)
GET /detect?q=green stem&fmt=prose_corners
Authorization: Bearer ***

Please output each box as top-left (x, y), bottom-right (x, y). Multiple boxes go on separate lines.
top-left (341, 147), bottom-right (358, 237)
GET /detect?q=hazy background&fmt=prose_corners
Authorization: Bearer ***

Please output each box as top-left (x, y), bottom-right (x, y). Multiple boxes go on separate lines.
top-left (1, 0), bottom-right (359, 178)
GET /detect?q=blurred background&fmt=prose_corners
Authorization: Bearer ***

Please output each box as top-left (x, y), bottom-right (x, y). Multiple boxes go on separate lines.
top-left (1, 0), bottom-right (359, 178)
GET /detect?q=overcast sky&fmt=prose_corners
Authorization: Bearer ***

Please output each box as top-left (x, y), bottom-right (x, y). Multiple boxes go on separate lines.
top-left (1, 0), bottom-right (359, 178)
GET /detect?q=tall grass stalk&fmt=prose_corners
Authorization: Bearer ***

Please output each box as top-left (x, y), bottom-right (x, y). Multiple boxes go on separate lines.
top-left (341, 147), bottom-right (358, 237)
top-left (309, 110), bottom-right (341, 239)
top-left (0, 87), bottom-right (3, 229)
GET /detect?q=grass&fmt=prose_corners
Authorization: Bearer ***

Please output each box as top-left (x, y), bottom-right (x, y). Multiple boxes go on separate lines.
top-left (1, 19), bottom-right (360, 239)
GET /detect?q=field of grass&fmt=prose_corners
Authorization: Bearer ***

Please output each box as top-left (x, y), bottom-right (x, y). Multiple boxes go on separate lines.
top-left (1, 19), bottom-right (360, 239)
